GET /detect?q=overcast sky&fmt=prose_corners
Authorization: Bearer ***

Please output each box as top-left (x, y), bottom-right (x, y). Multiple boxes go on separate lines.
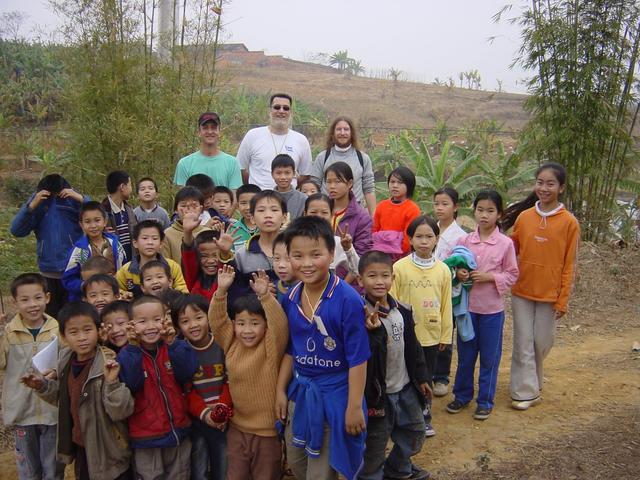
top-left (2, 0), bottom-right (530, 92)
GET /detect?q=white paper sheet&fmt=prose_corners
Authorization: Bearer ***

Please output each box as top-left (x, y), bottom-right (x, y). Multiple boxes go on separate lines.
top-left (32, 336), bottom-right (58, 373)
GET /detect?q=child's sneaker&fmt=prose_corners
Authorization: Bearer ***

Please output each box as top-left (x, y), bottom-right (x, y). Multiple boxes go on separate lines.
top-left (383, 464), bottom-right (431, 479)
top-left (511, 396), bottom-right (541, 410)
top-left (446, 399), bottom-right (468, 414)
top-left (424, 422), bottom-right (436, 437)
top-left (473, 406), bottom-right (492, 420)
top-left (433, 382), bottom-right (448, 397)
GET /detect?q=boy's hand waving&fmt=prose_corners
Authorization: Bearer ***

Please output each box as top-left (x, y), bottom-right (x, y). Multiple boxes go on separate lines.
top-left (103, 359), bottom-right (121, 384)
top-left (183, 212), bottom-right (201, 233)
top-left (216, 265), bottom-right (235, 294)
top-left (214, 225), bottom-right (235, 254)
top-left (249, 270), bottom-right (270, 297)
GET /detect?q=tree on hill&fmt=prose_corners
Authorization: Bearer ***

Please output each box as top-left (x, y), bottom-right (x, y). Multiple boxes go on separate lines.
top-left (347, 59), bottom-right (365, 76)
top-left (329, 50), bottom-right (351, 71)
top-left (389, 68), bottom-right (402, 84)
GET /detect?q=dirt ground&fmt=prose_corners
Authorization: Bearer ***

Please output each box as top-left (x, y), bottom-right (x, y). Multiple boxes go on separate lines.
top-left (0, 243), bottom-right (637, 479)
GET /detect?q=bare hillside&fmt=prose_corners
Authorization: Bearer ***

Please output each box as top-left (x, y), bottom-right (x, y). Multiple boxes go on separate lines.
top-left (219, 61), bottom-right (529, 132)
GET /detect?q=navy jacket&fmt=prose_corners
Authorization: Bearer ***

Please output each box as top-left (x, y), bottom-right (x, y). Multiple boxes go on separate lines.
top-left (364, 295), bottom-right (429, 415)
top-left (11, 193), bottom-right (87, 273)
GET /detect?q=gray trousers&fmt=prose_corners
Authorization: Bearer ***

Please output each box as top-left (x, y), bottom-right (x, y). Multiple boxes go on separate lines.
top-left (510, 295), bottom-right (556, 401)
top-left (134, 438), bottom-right (192, 480)
top-left (285, 401), bottom-right (337, 480)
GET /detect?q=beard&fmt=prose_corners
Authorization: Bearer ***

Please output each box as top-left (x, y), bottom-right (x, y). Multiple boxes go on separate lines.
top-left (270, 116), bottom-right (290, 131)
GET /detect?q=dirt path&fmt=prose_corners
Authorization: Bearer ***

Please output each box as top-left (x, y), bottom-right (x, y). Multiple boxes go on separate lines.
top-left (0, 245), bottom-right (637, 479)
top-left (0, 314), bottom-right (635, 479)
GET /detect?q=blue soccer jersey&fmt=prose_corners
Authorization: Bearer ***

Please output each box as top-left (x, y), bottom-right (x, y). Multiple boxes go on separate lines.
top-left (281, 273), bottom-right (370, 377)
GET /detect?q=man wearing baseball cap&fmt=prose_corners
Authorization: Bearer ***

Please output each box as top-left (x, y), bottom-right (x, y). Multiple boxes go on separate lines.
top-left (174, 112), bottom-right (242, 189)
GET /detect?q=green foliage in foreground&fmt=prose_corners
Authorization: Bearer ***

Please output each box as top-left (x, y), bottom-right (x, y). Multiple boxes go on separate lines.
top-left (0, 208), bottom-right (38, 292)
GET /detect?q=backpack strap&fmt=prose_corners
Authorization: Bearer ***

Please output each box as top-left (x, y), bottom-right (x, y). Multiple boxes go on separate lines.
top-left (322, 148), bottom-right (365, 170)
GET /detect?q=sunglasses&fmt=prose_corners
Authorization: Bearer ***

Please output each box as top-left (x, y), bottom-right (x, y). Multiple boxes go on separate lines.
top-left (271, 105), bottom-right (290, 111)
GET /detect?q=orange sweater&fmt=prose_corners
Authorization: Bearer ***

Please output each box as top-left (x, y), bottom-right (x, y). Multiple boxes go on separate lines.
top-left (372, 199), bottom-right (421, 253)
top-left (208, 293), bottom-right (289, 437)
top-left (511, 206), bottom-right (580, 313)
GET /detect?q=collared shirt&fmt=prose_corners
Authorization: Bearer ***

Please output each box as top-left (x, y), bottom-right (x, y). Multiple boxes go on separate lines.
top-left (281, 273), bottom-right (370, 377)
top-left (457, 227), bottom-right (519, 314)
top-left (435, 220), bottom-right (467, 261)
top-left (107, 195), bottom-right (124, 214)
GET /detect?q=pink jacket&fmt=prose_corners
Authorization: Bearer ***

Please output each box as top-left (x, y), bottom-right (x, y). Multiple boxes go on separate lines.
top-left (457, 228), bottom-right (519, 314)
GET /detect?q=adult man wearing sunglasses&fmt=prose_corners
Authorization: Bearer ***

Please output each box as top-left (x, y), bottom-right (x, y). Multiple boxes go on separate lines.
top-left (237, 93), bottom-right (312, 189)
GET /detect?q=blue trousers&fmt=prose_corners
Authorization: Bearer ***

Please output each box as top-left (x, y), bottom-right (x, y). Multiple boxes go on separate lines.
top-left (190, 418), bottom-right (227, 480)
top-left (14, 424), bottom-right (64, 480)
top-left (452, 311), bottom-right (504, 410)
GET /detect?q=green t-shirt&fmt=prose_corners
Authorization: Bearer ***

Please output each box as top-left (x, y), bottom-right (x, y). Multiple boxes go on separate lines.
top-left (174, 150), bottom-right (242, 189)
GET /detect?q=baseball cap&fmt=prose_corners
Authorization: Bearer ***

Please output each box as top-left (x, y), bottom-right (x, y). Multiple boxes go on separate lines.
top-left (198, 112), bottom-right (220, 126)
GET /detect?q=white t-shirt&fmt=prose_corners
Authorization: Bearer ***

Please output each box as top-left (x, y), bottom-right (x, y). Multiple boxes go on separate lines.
top-left (435, 220), bottom-right (467, 261)
top-left (236, 126), bottom-right (312, 189)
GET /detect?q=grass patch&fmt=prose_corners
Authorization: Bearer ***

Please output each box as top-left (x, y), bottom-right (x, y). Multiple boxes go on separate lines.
top-left (0, 208), bottom-right (38, 292)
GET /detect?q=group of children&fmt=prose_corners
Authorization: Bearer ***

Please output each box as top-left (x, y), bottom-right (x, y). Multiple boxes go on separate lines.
top-left (1, 157), bottom-right (580, 480)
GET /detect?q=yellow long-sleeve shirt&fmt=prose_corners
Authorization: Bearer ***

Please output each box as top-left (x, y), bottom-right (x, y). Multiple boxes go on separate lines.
top-left (390, 256), bottom-right (453, 347)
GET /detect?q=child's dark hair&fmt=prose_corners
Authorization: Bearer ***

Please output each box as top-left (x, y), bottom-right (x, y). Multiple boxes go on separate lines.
top-left (171, 294), bottom-right (209, 329)
top-left (133, 219), bottom-right (165, 240)
top-left (58, 301), bottom-right (100, 333)
top-left (298, 179), bottom-right (320, 193)
top-left (304, 193), bottom-right (333, 213)
top-left (140, 260), bottom-right (171, 282)
top-left (36, 174), bottom-right (70, 196)
top-left (128, 295), bottom-right (164, 318)
top-left (82, 274), bottom-right (119, 297)
top-left (283, 215), bottom-right (336, 253)
top-left (229, 294), bottom-right (266, 321)
top-left (236, 183), bottom-right (261, 199)
top-left (100, 300), bottom-right (130, 322)
top-left (81, 255), bottom-right (116, 275)
top-left (502, 163), bottom-right (567, 231)
top-left (324, 161), bottom-right (354, 184)
top-left (137, 177), bottom-right (158, 193)
top-left (194, 229), bottom-right (220, 248)
top-left (185, 174), bottom-right (216, 198)
top-left (79, 201), bottom-right (107, 221)
top-left (358, 251), bottom-right (394, 275)
top-left (388, 166), bottom-right (416, 199)
top-left (407, 215), bottom-right (440, 238)
top-left (174, 186), bottom-right (204, 211)
top-left (10, 273), bottom-right (47, 298)
top-left (249, 190), bottom-right (287, 215)
top-left (106, 170), bottom-right (130, 194)
top-left (274, 231), bottom-right (286, 248)
top-left (473, 190), bottom-right (504, 214)
top-left (160, 289), bottom-right (186, 315)
top-left (271, 154), bottom-right (296, 173)
top-left (213, 186), bottom-right (234, 203)
top-left (434, 187), bottom-right (460, 219)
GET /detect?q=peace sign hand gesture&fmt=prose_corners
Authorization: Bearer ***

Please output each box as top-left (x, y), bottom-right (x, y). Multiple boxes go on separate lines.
top-left (364, 301), bottom-right (382, 330)
top-left (337, 223), bottom-right (353, 251)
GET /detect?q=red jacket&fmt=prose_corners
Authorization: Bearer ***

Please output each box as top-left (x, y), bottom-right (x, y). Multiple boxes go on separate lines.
top-left (117, 340), bottom-right (198, 448)
top-left (182, 244), bottom-right (218, 302)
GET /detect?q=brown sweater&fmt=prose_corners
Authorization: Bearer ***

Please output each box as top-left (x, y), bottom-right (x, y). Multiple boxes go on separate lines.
top-left (209, 292), bottom-right (289, 437)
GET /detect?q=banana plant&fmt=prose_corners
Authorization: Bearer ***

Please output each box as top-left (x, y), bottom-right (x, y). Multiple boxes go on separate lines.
top-left (397, 134), bottom-right (486, 212)
top-left (476, 142), bottom-right (539, 204)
